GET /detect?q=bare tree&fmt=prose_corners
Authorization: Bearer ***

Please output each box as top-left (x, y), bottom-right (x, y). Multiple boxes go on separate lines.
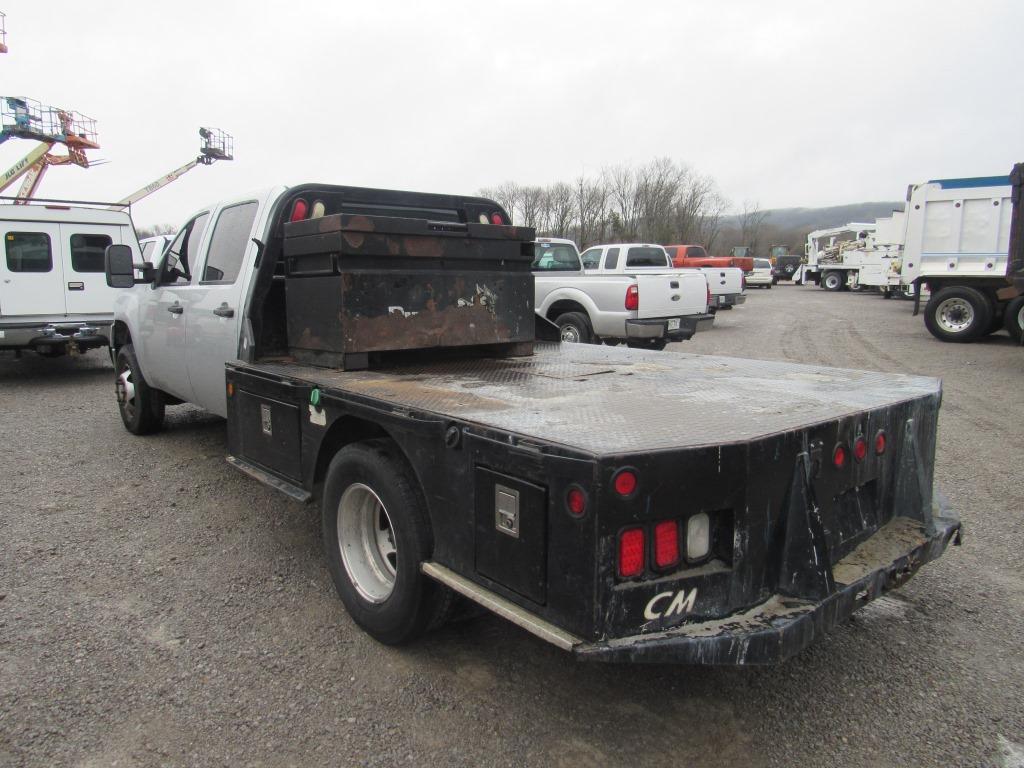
top-left (517, 185), bottom-right (548, 230)
top-left (545, 182), bottom-right (575, 238)
top-left (574, 175), bottom-right (608, 248)
top-left (738, 200), bottom-right (770, 257)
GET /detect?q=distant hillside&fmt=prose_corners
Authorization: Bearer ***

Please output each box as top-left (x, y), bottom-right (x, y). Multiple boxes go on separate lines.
top-left (729, 202), bottom-right (905, 233)
top-left (717, 201), bottom-right (906, 253)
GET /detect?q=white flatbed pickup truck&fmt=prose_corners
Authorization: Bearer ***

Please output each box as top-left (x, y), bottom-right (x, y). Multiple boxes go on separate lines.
top-left (581, 242), bottom-right (745, 313)
top-left (533, 237), bottom-right (713, 350)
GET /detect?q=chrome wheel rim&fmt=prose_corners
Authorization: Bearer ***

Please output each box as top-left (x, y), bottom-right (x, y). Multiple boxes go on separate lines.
top-left (824, 274), bottom-right (841, 289)
top-left (337, 483), bottom-right (397, 603)
top-left (936, 298), bottom-right (974, 333)
top-left (116, 364), bottom-right (137, 420)
top-left (1017, 305), bottom-right (1024, 334)
top-left (560, 324), bottom-right (582, 343)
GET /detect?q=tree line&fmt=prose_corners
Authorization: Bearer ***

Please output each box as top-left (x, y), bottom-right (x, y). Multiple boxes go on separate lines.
top-left (481, 157), bottom-right (759, 252)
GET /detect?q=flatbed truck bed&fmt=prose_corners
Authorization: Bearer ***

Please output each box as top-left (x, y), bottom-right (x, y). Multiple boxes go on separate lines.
top-left (225, 342), bottom-right (960, 664)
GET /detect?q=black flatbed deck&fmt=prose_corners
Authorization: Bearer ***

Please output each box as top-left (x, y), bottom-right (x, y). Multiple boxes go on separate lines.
top-left (244, 342), bottom-right (939, 455)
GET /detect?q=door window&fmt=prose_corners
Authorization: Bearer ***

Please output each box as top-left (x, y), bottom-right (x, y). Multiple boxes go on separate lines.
top-left (70, 233), bottom-right (113, 273)
top-left (603, 247), bottom-right (620, 270)
top-left (161, 213), bottom-right (209, 284)
top-left (5, 232), bottom-right (52, 272)
top-left (201, 202), bottom-right (258, 283)
top-left (580, 248), bottom-right (602, 269)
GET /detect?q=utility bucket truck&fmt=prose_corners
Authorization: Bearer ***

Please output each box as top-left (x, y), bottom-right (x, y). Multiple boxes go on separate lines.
top-left (101, 181), bottom-right (959, 665)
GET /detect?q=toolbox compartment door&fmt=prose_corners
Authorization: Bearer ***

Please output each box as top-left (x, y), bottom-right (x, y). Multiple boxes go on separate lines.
top-left (234, 390), bottom-right (303, 481)
top-left (474, 467), bottom-right (548, 605)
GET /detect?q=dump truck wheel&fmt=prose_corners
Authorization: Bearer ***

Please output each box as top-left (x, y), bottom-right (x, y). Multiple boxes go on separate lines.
top-left (923, 286), bottom-right (993, 343)
top-left (115, 344), bottom-right (165, 435)
top-left (322, 440), bottom-right (452, 645)
top-left (1004, 296), bottom-right (1024, 342)
top-left (555, 311), bottom-right (593, 344)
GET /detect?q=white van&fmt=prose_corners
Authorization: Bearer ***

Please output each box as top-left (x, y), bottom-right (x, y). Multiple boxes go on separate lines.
top-left (0, 200), bottom-right (142, 356)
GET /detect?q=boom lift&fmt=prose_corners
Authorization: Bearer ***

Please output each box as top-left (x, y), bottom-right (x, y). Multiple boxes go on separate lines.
top-left (109, 127), bottom-right (233, 209)
top-left (0, 97), bottom-right (99, 200)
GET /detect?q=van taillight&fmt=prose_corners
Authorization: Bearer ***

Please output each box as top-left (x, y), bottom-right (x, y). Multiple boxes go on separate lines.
top-left (625, 285), bottom-right (639, 310)
top-left (618, 528), bottom-right (645, 578)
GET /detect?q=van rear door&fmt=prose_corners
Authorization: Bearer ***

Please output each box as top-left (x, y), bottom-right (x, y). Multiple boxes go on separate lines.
top-left (0, 221), bottom-right (66, 318)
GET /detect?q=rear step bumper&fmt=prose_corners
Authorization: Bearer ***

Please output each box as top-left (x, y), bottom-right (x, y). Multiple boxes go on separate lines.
top-left (575, 510), bottom-right (961, 665)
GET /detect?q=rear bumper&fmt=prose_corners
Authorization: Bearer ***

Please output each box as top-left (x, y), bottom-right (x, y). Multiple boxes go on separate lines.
top-left (712, 293), bottom-right (746, 308)
top-left (574, 509), bottom-right (961, 665)
top-left (626, 314), bottom-right (704, 341)
top-left (0, 320), bottom-right (111, 350)
top-left (745, 275), bottom-right (773, 286)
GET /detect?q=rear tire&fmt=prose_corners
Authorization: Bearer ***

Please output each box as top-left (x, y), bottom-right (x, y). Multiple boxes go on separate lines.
top-left (822, 271), bottom-right (844, 292)
top-left (554, 311), bottom-right (593, 344)
top-left (1003, 296), bottom-right (1024, 342)
top-left (115, 343), bottom-right (164, 435)
top-left (923, 286), bottom-right (993, 343)
top-left (321, 440), bottom-right (452, 645)
top-left (767, 282), bottom-right (773, 290)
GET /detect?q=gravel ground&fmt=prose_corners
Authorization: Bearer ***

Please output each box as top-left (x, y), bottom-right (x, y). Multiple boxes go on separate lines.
top-left (1, 284), bottom-right (1022, 768)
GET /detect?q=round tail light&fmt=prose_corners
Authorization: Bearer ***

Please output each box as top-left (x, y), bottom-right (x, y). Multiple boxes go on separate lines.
top-left (853, 437), bottom-right (867, 462)
top-left (613, 469), bottom-right (638, 497)
top-left (566, 487), bottom-right (587, 517)
top-left (875, 431), bottom-right (887, 455)
top-left (490, 212), bottom-right (504, 225)
top-left (833, 444), bottom-right (847, 469)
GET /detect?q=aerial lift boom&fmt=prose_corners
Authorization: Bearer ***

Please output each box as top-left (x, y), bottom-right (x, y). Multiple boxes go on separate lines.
top-left (110, 127), bottom-right (233, 209)
top-left (0, 97), bottom-right (99, 200)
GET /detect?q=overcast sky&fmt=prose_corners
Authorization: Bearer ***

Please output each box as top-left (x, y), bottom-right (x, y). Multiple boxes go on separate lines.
top-left (2, 0), bottom-right (1021, 228)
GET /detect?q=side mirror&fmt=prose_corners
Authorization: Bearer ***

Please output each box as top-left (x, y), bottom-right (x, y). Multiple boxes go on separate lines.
top-left (105, 244), bottom-right (155, 287)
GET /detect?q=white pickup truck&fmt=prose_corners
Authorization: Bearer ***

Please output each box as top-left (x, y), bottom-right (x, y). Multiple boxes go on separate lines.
top-left (581, 243), bottom-right (746, 312)
top-left (533, 237), bottom-right (712, 350)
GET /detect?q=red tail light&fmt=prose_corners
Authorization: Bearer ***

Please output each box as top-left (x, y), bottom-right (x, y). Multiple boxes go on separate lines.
top-left (618, 528), bottom-right (645, 578)
top-left (490, 212), bottom-right (504, 225)
top-left (613, 468), bottom-right (638, 497)
top-left (653, 521), bottom-right (679, 569)
top-left (566, 487), bottom-right (587, 517)
top-left (833, 444), bottom-right (847, 469)
top-left (625, 285), bottom-right (639, 310)
top-left (289, 198), bottom-right (309, 222)
top-left (853, 436), bottom-right (867, 462)
top-left (875, 431), bottom-right (887, 455)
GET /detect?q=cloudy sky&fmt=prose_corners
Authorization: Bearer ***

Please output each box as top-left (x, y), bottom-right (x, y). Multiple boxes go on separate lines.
top-left (1, 0), bottom-right (1021, 228)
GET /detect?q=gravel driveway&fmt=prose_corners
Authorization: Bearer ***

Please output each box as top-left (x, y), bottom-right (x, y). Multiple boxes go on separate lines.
top-left (2, 285), bottom-right (1022, 767)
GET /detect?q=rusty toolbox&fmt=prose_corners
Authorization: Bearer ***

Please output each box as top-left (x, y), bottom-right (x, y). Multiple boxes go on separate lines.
top-left (282, 212), bottom-right (536, 368)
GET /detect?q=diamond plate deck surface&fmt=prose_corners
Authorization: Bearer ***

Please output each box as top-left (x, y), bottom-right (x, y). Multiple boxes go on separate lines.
top-left (247, 343), bottom-right (939, 455)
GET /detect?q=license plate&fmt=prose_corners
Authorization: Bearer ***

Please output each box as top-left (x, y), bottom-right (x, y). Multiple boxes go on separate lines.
top-left (667, 318), bottom-right (680, 331)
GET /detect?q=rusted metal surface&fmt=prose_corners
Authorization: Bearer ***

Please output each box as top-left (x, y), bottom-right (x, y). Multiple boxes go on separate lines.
top-left (282, 210), bottom-right (536, 367)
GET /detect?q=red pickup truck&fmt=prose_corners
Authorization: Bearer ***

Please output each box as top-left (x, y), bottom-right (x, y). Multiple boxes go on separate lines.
top-left (664, 244), bottom-right (754, 273)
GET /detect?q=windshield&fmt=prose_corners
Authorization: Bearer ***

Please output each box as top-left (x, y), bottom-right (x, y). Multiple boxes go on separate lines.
top-left (754, 258), bottom-right (772, 268)
top-left (532, 243), bottom-right (580, 271)
top-left (625, 247), bottom-right (669, 268)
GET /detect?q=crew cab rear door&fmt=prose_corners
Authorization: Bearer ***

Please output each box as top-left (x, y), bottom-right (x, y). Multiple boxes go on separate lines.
top-left (184, 198), bottom-right (262, 418)
top-left (1, 222), bottom-right (66, 318)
